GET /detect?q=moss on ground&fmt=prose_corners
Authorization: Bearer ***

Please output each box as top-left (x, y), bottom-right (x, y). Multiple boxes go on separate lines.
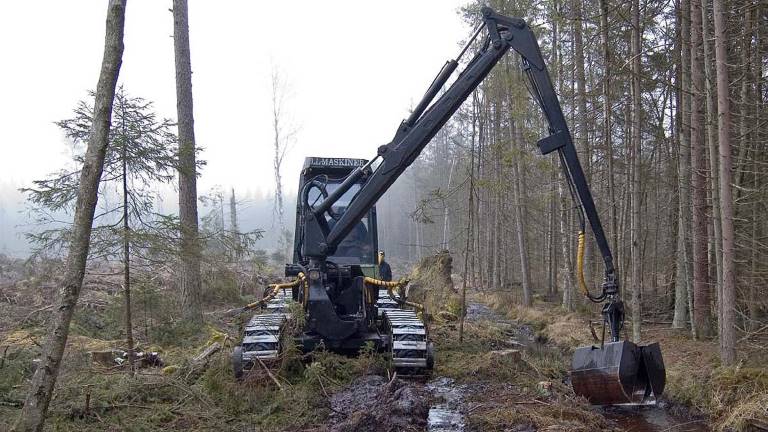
top-left (0, 293), bottom-right (392, 432)
top-left (479, 290), bottom-right (768, 432)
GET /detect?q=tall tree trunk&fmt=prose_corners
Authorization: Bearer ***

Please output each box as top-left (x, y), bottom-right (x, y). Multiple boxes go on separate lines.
top-left (701, 0), bottom-right (723, 340)
top-left (270, 69), bottom-right (290, 260)
top-left (511, 118), bottom-right (532, 306)
top-left (690, 0), bottom-right (713, 338)
top-left (599, 0), bottom-right (618, 259)
top-left (560, 174), bottom-right (576, 311)
top-left (442, 157), bottom-right (456, 250)
top-left (12, 2), bottom-right (126, 430)
top-left (173, 0), bottom-right (202, 324)
top-left (630, 0), bottom-right (643, 343)
top-left (713, 0), bottom-right (736, 364)
top-left (548, 168), bottom-right (558, 299)
top-left (122, 124), bottom-right (135, 374)
top-left (734, 6), bottom-right (754, 203)
top-left (460, 94), bottom-right (478, 343)
top-left (230, 188), bottom-right (240, 262)
top-left (573, 0), bottom-right (593, 289)
top-left (674, 0), bottom-right (694, 331)
top-left (548, 0), bottom-right (561, 300)
top-left (748, 3), bottom-right (761, 328)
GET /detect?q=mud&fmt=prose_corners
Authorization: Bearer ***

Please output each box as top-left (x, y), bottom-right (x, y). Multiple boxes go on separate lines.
top-left (462, 301), bottom-right (711, 432)
top-left (319, 300), bottom-right (711, 432)
top-left (603, 403), bottom-right (710, 431)
top-left (325, 375), bottom-right (430, 432)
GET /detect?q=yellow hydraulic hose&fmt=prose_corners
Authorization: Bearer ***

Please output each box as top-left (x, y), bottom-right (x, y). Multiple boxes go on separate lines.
top-left (300, 273), bottom-right (309, 308)
top-left (364, 277), bottom-right (424, 311)
top-left (243, 273), bottom-right (306, 310)
top-left (576, 231), bottom-right (589, 297)
top-left (363, 277), bottom-right (403, 288)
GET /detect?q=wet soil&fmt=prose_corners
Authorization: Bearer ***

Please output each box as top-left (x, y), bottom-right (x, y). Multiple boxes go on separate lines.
top-left (320, 301), bottom-right (711, 432)
top-left (324, 375), bottom-right (430, 432)
top-left (427, 377), bottom-right (466, 432)
top-left (460, 301), bottom-right (711, 432)
top-left (603, 404), bottom-right (709, 431)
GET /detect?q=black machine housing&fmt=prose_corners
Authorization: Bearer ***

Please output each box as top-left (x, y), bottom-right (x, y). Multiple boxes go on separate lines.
top-left (288, 157), bottom-right (388, 354)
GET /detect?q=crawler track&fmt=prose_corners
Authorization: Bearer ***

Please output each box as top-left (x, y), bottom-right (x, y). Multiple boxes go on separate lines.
top-left (232, 289), bottom-right (291, 378)
top-left (377, 288), bottom-right (432, 374)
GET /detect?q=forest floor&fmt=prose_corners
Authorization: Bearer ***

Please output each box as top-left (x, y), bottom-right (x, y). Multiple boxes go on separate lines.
top-left (1, 262), bottom-right (767, 431)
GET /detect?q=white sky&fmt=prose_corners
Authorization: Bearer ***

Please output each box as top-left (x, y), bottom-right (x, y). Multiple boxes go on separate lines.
top-left (0, 0), bottom-right (470, 198)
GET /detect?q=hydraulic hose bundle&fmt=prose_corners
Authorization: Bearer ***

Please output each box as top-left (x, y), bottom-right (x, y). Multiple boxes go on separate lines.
top-left (239, 272), bottom-right (307, 311)
top-left (363, 277), bottom-right (424, 311)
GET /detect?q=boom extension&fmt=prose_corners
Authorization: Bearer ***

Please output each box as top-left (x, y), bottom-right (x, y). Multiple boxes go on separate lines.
top-left (306, 8), bottom-right (616, 300)
top-left (299, 7), bottom-right (665, 405)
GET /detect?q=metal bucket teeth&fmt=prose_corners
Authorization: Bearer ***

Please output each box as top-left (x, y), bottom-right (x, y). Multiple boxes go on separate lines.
top-left (571, 340), bottom-right (666, 405)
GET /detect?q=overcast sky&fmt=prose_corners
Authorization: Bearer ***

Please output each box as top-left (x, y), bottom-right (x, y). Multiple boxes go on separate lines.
top-left (0, 1), bottom-right (470, 199)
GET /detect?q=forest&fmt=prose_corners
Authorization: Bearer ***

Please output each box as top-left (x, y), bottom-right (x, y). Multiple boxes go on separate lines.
top-left (0, 0), bottom-right (766, 431)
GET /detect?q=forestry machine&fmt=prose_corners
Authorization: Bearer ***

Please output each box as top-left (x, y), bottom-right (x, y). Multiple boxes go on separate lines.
top-left (232, 7), bottom-right (666, 404)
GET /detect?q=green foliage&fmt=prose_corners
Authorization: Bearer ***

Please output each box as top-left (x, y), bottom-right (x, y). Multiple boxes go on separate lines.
top-left (0, 349), bottom-right (36, 404)
top-left (201, 266), bottom-right (241, 305)
top-left (71, 300), bottom-right (124, 340)
top-left (200, 352), bottom-right (329, 430)
top-left (148, 319), bottom-right (204, 348)
top-left (23, 86), bottom-right (181, 261)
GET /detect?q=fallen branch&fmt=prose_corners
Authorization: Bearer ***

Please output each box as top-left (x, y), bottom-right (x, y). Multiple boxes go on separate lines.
top-left (738, 324), bottom-right (768, 342)
top-left (179, 342), bottom-right (221, 384)
top-left (0, 345), bottom-right (8, 369)
top-left (255, 356), bottom-right (283, 391)
top-left (21, 304), bottom-right (53, 324)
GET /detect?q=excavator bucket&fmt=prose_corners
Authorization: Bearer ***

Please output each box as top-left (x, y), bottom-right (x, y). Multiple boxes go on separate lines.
top-left (571, 340), bottom-right (665, 405)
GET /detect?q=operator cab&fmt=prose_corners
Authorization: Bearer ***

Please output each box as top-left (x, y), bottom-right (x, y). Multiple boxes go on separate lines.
top-left (292, 157), bottom-right (379, 267)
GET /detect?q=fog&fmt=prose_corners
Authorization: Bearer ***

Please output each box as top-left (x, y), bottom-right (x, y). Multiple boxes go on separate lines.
top-left (0, 1), bottom-right (469, 257)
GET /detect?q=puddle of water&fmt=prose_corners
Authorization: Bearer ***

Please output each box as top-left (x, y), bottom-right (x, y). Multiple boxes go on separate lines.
top-left (428, 408), bottom-right (465, 431)
top-left (603, 405), bottom-right (710, 432)
top-left (428, 377), bottom-right (466, 432)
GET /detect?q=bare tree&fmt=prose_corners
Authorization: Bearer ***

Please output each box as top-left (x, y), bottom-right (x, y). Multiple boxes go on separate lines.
top-left (712, 0), bottom-right (735, 364)
top-left (229, 187), bottom-right (241, 262)
top-left (270, 67), bottom-right (295, 260)
top-left (572, 0), bottom-right (592, 288)
top-left (690, 0), bottom-right (712, 338)
top-left (460, 93), bottom-right (478, 343)
top-left (701, 0), bottom-right (722, 336)
top-left (12, 1), bottom-right (127, 430)
top-left (630, 0), bottom-right (643, 343)
top-left (674, 0), bottom-right (694, 331)
top-left (599, 0), bottom-right (618, 258)
top-left (173, 0), bottom-right (202, 324)
top-left (510, 114), bottom-right (531, 307)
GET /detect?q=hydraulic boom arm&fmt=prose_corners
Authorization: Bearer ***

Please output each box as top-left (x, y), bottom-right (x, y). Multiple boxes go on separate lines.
top-left (302, 7), bottom-right (619, 316)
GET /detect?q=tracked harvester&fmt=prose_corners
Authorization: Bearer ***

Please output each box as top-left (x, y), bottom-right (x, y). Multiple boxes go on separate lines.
top-left (232, 156), bottom-right (434, 376)
top-left (232, 7), bottom-right (665, 404)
